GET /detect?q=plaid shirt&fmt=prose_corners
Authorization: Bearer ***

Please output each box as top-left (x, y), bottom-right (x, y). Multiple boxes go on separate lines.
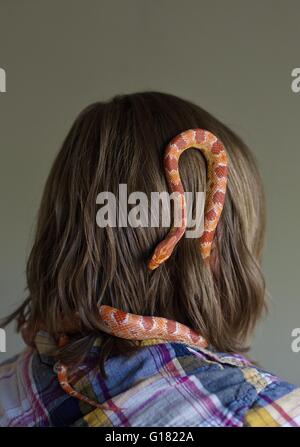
top-left (0, 332), bottom-right (299, 427)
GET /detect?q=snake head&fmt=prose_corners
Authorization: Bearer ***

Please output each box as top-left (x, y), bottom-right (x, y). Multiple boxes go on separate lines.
top-left (147, 237), bottom-right (177, 270)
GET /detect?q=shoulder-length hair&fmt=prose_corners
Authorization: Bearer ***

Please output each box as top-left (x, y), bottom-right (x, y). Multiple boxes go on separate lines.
top-left (3, 92), bottom-right (266, 377)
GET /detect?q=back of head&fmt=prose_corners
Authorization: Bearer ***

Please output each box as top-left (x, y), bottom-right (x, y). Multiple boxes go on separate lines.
top-left (6, 92), bottom-right (266, 369)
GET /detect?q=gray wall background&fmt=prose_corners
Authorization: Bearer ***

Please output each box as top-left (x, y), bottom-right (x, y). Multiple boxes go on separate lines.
top-left (0, 0), bottom-right (299, 384)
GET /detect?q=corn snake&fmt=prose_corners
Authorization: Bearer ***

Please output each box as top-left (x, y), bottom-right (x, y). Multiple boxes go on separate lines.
top-left (56, 128), bottom-right (228, 409)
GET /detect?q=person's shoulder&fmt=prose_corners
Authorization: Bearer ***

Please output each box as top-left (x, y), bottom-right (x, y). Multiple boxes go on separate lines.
top-left (0, 349), bottom-right (35, 427)
top-left (221, 351), bottom-right (300, 427)
top-left (243, 370), bottom-right (300, 427)
top-left (172, 344), bottom-right (300, 427)
top-left (0, 350), bottom-right (25, 382)
top-left (210, 350), bottom-right (300, 427)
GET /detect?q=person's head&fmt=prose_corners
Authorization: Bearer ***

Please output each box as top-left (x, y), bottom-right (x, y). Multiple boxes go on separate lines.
top-left (4, 92), bottom-right (266, 372)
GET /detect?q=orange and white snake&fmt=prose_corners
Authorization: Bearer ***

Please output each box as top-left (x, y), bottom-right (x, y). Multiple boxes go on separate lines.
top-left (56, 128), bottom-right (228, 409)
top-left (148, 128), bottom-right (228, 269)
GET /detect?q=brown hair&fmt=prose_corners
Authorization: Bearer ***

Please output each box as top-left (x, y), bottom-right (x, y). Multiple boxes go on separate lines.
top-left (3, 92), bottom-right (266, 376)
